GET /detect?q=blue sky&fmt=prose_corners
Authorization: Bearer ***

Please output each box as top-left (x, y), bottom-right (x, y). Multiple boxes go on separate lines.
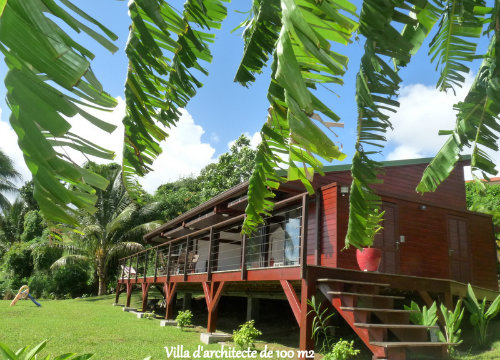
top-left (0, 0), bottom-right (496, 194)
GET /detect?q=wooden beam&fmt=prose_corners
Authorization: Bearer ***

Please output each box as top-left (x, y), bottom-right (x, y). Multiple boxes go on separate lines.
top-left (126, 283), bottom-right (133, 308)
top-left (143, 251), bottom-right (148, 281)
top-left (135, 255), bottom-right (139, 282)
top-left (164, 282), bottom-right (178, 320)
top-left (299, 278), bottom-right (315, 356)
top-left (114, 283), bottom-right (121, 304)
top-left (203, 281), bottom-right (226, 333)
top-left (153, 248), bottom-right (159, 282)
top-left (280, 280), bottom-right (301, 325)
top-left (315, 191), bottom-right (322, 266)
top-left (300, 194), bottom-right (309, 279)
top-left (141, 283), bottom-right (150, 312)
top-left (166, 243), bottom-right (172, 282)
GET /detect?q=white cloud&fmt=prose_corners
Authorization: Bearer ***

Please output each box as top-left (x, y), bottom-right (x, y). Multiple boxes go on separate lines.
top-left (386, 79), bottom-right (472, 159)
top-left (140, 108), bottom-right (216, 193)
top-left (1, 101), bottom-right (218, 196)
top-left (386, 76), bottom-right (500, 179)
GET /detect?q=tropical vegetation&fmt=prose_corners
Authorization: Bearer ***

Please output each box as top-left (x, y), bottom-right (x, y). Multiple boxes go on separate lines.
top-left (0, 149), bottom-right (21, 212)
top-left (0, 0), bottom-right (498, 248)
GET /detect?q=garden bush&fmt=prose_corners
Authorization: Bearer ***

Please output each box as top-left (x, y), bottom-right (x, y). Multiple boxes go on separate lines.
top-left (52, 263), bottom-right (89, 298)
top-left (175, 310), bottom-right (193, 330)
top-left (28, 274), bottom-right (55, 298)
top-left (3, 242), bottom-right (33, 279)
top-left (233, 320), bottom-right (262, 350)
top-left (32, 243), bottom-right (63, 272)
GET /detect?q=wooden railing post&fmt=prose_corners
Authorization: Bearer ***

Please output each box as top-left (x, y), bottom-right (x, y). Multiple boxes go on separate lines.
top-left (207, 227), bottom-right (214, 282)
top-left (166, 243), bottom-right (172, 282)
top-left (120, 259), bottom-right (125, 282)
top-left (143, 251), bottom-right (148, 281)
top-left (241, 231), bottom-right (247, 280)
top-left (128, 257), bottom-right (132, 282)
top-left (135, 254), bottom-right (139, 282)
top-left (153, 248), bottom-right (159, 282)
top-left (300, 194), bottom-right (309, 279)
top-left (183, 236), bottom-right (190, 281)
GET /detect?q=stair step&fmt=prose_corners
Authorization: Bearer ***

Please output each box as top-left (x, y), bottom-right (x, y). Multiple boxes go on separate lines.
top-left (354, 323), bottom-right (439, 329)
top-left (370, 342), bottom-right (454, 348)
top-left (328, 291), bottom-right (404, 300)
top-left (341, 307), bottom-right (417, 313)
top-left (317, 278), bottom-right (390, 287)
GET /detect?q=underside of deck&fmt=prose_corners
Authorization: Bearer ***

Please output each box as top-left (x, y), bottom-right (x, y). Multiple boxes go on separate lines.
top-left (115, 265), bottom-right (499, 360)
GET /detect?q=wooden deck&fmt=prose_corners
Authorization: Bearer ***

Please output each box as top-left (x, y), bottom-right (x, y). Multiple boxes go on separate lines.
top-left (115, 264), bottom-right (498, 360)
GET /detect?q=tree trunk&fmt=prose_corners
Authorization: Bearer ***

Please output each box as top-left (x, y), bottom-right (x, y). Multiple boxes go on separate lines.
top-left (97, 258), bottom-right (107, 296)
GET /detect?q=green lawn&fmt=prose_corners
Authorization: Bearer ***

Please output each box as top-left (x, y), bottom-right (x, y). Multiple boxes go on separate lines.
top-left (2, 293), bottom-right (499, 360)
top-left (0, 294), bottom-right (311, 360)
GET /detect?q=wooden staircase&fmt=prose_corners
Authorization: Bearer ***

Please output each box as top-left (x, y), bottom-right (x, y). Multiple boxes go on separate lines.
top-left (317, 278), bottom-right (449, 360)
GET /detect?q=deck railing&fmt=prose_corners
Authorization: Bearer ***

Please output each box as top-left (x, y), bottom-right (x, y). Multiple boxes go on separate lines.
top-left (118, 193), bottom-right (310, 282)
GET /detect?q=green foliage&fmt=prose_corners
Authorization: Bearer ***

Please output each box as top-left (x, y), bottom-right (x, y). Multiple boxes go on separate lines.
top-left (3, 242), bottom-right (33, 279)
top-left (464, 284), bottom-right (500, 347)
top-left (439, 299), bottom-right (464, 355)
top-left (20, 210), bottom-right (45, 242)
top-left (28, 274), bottom-right (55, 299)
top-left (0, 340), bottom-right (93, 360)
top-left (0, 149), bottom-right (21, 212)
top-left (142, 311), bottom-right (156, 320)
top-left (232, 320), bottom-right (262, 350)
top-left (466, 182), bottom-right (500, 242)
top-left (405, 300), bottom-right (438, 327)
top-left (19, 181), bottom-right (39, 212)
top-left (52, 264), bottom-right (89, 298)
top-left (32, 243), bottom-right (63, 272)
top-left (307, 296), bottom-right (335, 352)
top-left (323, 339), bottom-right (360, 360)
top-left (175, 310), bottom-right (193, 331)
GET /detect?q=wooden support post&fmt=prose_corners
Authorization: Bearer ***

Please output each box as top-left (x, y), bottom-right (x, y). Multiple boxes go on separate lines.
top-left (300, 194), bottom-right (309, 279)
top-left (207, 227), bottom-right (214, 282)
top-left (153, 248), bottom-right (159, 282)
top-left (182, 292), bottom-right (192, 311)
top-left (241, 231), bottom-right (247, 280)
top-left (246, 297), bottom-right (260, 322)
top-left (183, 236), bottom-right (190, 281)
top-left (166, 243), bottom-right (172, 282)
top-left (315, 191), bottom-right (322, 266)
top-left (126, 283), bottom-right (133, 308)
top-left (115, 283), bottom-right (121, 304)
top-left (141, 283), bottom-right (150, 312)
top-left (280, 280), bottom-right (302, 325)
top-left (164, 282), bottom-right (178, 320)
top-left (299, 278), bottom-right (315, 357)
top-left (120, 260), bottom-right (125, 282)
top-left (202, 281), bottom-right (226, 333)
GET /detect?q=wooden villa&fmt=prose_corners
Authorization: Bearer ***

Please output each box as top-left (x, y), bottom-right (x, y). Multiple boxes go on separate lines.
top-left (115, 157), bottom-right (499, 360)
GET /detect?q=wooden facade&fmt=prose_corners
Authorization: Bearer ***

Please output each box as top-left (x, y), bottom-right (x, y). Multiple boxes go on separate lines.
top-left (115, 157), bottom-right (498, 360)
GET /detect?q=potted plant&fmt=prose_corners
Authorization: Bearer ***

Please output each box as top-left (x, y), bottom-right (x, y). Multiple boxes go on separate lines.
top-left (355, 210), bottom-right (384, 272)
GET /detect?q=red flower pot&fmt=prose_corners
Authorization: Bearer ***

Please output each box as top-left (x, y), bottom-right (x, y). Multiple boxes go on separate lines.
top-left (356, 248), bottom-right (382, 272)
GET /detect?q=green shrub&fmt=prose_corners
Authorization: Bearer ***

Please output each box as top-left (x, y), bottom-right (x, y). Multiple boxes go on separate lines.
top-left (28, 274), bottom-right (55, 298)
top-left (31, 244), bottom-right (63, 272)
top-left (323, 339), bottom-right (360, 360)
top-left (20, 210), bottom-right (45, 242)
top-left (464, 284), bottom-right (500, 347)
top-left (232, 320), bottom-right (262, 350)
top-left (0, 339), bottom-right (93, 359)
top-left (175, 310), bottom-right (193, 330)
top-left (439, 299), bottom-right (464, 356)
top-left (52, 263), bottom-right (89, 298)
top-left (3, 242), bottom-right (33, 278)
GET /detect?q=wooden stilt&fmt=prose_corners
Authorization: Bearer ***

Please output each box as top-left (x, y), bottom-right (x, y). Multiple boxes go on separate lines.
top-left (164, 282), bottom-right (178, 320)
top-left (141, 283), bottom-right (151, 312)
top-left (126, 283), bottom-right (133, 308)
top-left (115, 283), bottom-right (121, 304)
top-left (202, 281), bottom-right (226, 333)
top-left (299, 278), bottom-right (315, 358)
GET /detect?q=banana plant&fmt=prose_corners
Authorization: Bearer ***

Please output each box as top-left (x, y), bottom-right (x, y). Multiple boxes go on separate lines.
top-left (0, 0), bottom-right (499, 249)
top-left (439, 299), bottom-right (464, 355)
top-left (405, 300), bottom-right (438, 327)
top-left (464, 283), bottom-right (500, 347)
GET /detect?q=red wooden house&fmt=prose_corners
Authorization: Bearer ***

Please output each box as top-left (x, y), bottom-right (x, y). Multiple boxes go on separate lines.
top-left (115, 157), bottom-right (498, 360)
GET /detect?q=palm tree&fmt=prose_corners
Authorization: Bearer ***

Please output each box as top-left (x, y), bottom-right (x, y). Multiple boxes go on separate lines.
top-left (0, 197), bottom-right (24, 245)
top-left (0, 149), bottom-right (21, 212)
top-left (52, 163), bottom-right (163, 295)
top-left (1, 0), bottom-right (499, 248)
